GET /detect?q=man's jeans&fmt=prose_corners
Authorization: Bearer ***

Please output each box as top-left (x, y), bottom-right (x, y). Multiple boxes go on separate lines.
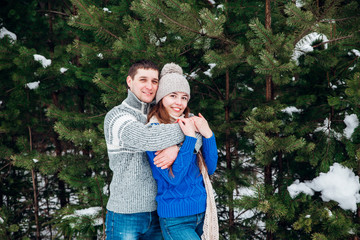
top-left (159, 212), bottom-right (205, 240)
top-left (105, 210), bottom-right (162, 240)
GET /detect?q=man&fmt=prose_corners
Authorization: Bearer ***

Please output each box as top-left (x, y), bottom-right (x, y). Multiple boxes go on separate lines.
top-left (104, 60), bottom-right (200, 239)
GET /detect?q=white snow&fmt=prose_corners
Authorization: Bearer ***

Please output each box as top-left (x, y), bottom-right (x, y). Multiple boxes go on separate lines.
top-left (292, 32), bottom-right (329, 65)
top-left (97, 53), bottom-right (103, 59)
top-left (287, 179), bottom-right (314, 198)
top-left (63, 206), bottom-right (102, 220)
top-left (26, 81), bottom-right (40, 90)
top-left (314, 118), bottom-right (342, 140)
top-left (33, 159), bottom-right (39, 163)
top-left (349, 49), bottom-right (360, 57)
top-left (103, 8), bottom-right (111, 13)
top-left (0, 27), bottom-right (17, 42)
top-left (204, 63), bottom-right (216, 77)
top-left (288, 163), bottom-right (360, 212)
top-left (348, 50), bottom-right (359, 71)
top-left (296, 0), bottom-right (305, 8)
top-left (60, 67), bottom-right (68, 73)
top-left (33, 54), bottom-right (51, 68)
top-left (281, 106), bottom-right (302, 116)
top-left (344, 114), bottom-right (359, 139)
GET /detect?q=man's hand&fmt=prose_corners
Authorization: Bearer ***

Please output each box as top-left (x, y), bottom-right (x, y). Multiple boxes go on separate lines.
top-left (153, 145), bottom-right (180, 169)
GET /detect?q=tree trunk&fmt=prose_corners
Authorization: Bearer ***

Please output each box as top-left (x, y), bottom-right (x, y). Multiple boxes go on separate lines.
top-left (224, 69), bottom-right (235, 238)
top-left (265, 0), bottom-right (274, 239)
top-left (29, 126), bottom-right (40, 240)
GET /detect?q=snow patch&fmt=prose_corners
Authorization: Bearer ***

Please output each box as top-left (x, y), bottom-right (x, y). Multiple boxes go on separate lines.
top-left (344, 114), bottom-right (359, 139)
top-left (288, 163), bottom-right (360, 212)
top-left (103, 8), bottom-right (111, 13)
top-left (281, 106), bottom-right (302, 116)
top-left (0, 27), bottom-right (17, 42)
top-left (287, 179), bottom-right (314, 198)
top-left (292, 32), bottom-right (328, 65)
top-left (60, 67), bottom-right (68, 73)
top-left (33, 54), bottom-right (51, 68)
top-left (204, 63), bottom-right (216, 77)
top-left (296, 0), bottom-right (305, 8)
top-left (26, 81), bottom-right (40, 90)
top-left (63, 207), bottom-right (102, 220)
top-left (314, 118), bottom-right (342, 140)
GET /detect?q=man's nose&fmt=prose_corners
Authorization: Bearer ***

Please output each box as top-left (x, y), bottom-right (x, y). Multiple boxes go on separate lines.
top-left (145, 81), bottom-right (152, 89)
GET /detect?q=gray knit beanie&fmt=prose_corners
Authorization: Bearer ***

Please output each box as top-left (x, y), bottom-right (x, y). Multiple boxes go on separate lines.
top-left (156, 63), bottom-right (190, 104)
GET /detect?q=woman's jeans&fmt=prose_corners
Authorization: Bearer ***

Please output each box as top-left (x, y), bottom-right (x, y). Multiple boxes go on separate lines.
top-left (105, 210), bottom-right (162, 240)
top-left (159, 212), bottom-right (205, 240)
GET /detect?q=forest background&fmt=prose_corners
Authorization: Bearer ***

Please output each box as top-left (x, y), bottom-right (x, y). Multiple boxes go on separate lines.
top-left (1, 0), bottom-right (360, 239)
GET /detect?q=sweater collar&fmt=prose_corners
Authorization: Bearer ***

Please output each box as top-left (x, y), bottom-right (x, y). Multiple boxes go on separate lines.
top-left (123, 89), bottom-right (154, 115)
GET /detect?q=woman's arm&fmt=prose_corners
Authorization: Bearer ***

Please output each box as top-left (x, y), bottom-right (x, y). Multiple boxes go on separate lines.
top-left (147, 136), bottom-right (197, 185)
top-left (202, 133), bottom-right (218, 175)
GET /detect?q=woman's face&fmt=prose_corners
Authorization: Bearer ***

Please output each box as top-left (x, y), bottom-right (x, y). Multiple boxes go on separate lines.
top-left (162, 92), bottom-right (189, 117)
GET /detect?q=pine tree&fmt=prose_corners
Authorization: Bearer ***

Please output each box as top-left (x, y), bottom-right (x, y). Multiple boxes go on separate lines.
top-left (1, 0), bottom-right (360, 239)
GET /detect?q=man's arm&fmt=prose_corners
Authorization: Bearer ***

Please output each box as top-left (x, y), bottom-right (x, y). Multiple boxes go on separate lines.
top-left (105, 110), bottom-right (185, 151)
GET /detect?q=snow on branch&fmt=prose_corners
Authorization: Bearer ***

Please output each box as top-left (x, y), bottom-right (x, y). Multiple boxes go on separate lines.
top-left (33, 54), bottom-right (52, 68)
top-left (288, 163), bottom-right (360, 212)
top-left (0, 27), bottom-right (17, 43)
top-left (292, 32), bottom-right (328, 65)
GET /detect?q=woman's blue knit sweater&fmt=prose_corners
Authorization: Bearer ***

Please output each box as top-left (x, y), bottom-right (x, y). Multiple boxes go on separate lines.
top-left (147, 133), bottom-right (218, 218)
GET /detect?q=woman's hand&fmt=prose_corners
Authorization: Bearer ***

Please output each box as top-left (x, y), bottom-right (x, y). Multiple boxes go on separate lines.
top-left (178, 118), bottom-right (196, 138)
top-left (190, 113), bottom-right (213, 138)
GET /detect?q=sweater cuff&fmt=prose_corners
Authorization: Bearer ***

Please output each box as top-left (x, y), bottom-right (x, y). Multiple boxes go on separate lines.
top-left (180, 136), bottom-right (197, 153)
top-left (202, 132), bottom-right (216, 150)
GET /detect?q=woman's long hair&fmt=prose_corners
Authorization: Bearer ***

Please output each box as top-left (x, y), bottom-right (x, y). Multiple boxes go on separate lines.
top-left (148, 99), bottom-right (207, 177)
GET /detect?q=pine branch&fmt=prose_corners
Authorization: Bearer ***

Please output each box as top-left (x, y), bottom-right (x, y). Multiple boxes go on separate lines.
top-left (143, 1), bottom-right (235, 45)
top-left (312, 30), bottom-right (360, 48)
top-left (294, 0), bottom-right (337, 45)
top-left (36, 10), bottom-right (69, 16)
top-left (250, 21), bottom-right (273, 46)
top-left (189, 76), bottom-right (222, 99)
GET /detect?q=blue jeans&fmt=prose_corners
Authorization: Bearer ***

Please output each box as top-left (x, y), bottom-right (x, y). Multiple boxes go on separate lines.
top-left (105, 210), bottom-right (162, 240)
top-left (159, 212), bottom-right (205, 240)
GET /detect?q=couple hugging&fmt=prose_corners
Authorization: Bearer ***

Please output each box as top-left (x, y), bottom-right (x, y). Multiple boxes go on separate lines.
top-left (104, 60), bottom-right (218, 240)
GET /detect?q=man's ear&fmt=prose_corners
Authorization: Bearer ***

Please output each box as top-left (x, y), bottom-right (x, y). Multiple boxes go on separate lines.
top-left (126, 76), bottom-right (132, 89)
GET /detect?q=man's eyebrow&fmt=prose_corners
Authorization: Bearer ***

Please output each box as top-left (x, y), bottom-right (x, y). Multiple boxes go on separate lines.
top-left (138, 75), bottom-right (159, 80)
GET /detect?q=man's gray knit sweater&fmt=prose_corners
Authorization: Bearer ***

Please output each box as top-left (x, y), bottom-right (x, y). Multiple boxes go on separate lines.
top-left (104, 90), bottom-right (199, 214)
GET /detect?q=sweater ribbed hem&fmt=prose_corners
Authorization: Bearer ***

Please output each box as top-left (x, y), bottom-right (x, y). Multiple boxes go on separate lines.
top-left (157, 195), bottom-right (206, 218)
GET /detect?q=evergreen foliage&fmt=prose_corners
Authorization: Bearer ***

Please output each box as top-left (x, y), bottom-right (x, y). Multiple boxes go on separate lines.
top-left (1, 0), bottom-right (360, 239)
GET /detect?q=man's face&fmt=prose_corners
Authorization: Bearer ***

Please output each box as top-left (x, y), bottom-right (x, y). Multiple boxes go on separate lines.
top-left (126, 68), bottom-right (159, 103)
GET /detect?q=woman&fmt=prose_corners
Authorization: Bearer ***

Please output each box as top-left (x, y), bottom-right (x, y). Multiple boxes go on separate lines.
top-left (146, 63), bottom-right (218, 240)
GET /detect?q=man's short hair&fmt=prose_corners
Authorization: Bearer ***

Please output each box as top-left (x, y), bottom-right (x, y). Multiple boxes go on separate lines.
top-left (128, 60), bottom-right (159, 79)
